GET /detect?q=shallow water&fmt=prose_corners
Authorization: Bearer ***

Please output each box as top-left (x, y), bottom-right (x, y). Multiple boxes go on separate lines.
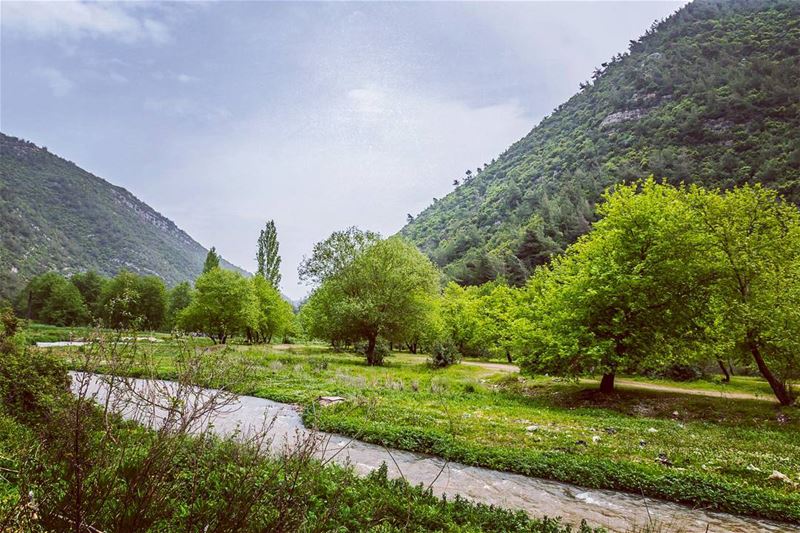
top-left (70, 372), bottom-right (796, 533)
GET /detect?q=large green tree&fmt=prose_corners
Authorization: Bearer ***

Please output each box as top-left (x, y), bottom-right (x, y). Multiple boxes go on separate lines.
top-left (166, 281), bottom-right (193, 330)
top-left (178, 268), bottom-right (256, 344)
top-left (250, 275), bottom-right (294, 343)
top-left (97, 272), bottom-right (167, 331)
top-left (70, 270), bottom-right (106, 317)
top-left (15, 272), bottom-right (89, 326)
top-left (690, 185), bottom-right (799, 405)
top-left (519, 180), bottom-right (711, 393)
top-left (303, 236), bottom-right (440, 365)
top-left (256, 220), bottom-right (282, 288)
top-left (298, 227), bottom-right (380, 286)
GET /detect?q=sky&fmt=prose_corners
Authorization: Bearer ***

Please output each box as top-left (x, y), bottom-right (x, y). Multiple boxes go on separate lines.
top-left (1, 0), bottom-right (684, 299)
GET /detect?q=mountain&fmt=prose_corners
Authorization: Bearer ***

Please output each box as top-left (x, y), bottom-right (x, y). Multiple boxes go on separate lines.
top-left (0, 133), bottom-right (247, 301)
top-left (401, 0), bottom-right (800, 285)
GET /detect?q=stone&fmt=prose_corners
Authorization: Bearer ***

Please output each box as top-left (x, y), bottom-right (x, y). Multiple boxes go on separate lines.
top-left (317, 396), bottom-right (345, 407)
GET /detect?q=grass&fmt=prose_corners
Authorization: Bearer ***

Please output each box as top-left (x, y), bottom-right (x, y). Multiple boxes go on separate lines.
top-left (52, 337), bottom-right (800, 525)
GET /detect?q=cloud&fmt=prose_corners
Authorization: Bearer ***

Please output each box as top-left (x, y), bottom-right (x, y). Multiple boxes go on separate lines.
top-left (33, 67), bottom-right (75, 97)
top-left (151, 87), bottom-right (533, 299)
top-left (143, 98), bottom-right (230, 122)
top-left (1, 1), bottom-right (171, 44)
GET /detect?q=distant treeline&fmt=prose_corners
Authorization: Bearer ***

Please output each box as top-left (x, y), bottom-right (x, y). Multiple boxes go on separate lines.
top-left (13, 267), bottom-right (296, 344)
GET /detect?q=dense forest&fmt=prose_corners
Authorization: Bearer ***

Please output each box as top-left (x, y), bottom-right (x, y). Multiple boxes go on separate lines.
top-left (0, 133), bottom-right (245, 302)
top-left (401, 0), bottom-right (800, 285)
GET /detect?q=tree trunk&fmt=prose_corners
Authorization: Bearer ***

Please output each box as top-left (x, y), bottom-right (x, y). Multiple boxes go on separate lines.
top-left (406, 342), bottom-right (417, 354)
top-left (600, 372), bottom-right (615, 394)
top-left (365, 335), bottom-right (379, 366)
top-left (748, 335), bottom-right (793, 405)
top-left (716, 358), bottom-right (731, 383)
top-left (506, 349), bottom-right (513, 364)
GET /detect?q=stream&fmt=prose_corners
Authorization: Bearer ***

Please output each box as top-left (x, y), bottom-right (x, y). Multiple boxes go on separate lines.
top-left (70, 372), bottom-right (796, 533)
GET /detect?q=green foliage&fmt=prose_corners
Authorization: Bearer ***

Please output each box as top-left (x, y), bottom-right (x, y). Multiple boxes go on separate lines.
top-left (402, 0), bottom-right (800, 285)
top-left (689, 184), bottom-right (800, 404)
top-left (0, 309), bottom-right (69, 426)
top-left (302, 235), bottom-right (440, 365)
top-left (202, 246), bottom-right (221, 273)
top-left (515, 180), bottom-right (799, 404)
top-left (166, 281), bottom-right (192, 330)
top-left (428, 340), bottom-right (461, 368)
top-left (69, 270), bottom-right (106, 317)
top-left (250, 275), bottom-right (294, 343)
top-left (14, 272), bottom-right (89, 326)
top-left (518, 179), bottom-right (712, 391)
top-left (256, 219), bottom-right (282, 287)
top-left (98, 271), bottom-right (168, 330)
top-left (298, 226), bottom-right (380, 285)
top-left (178, 268), bottom-right (257, 343)
top-left (0, 134), bottom-right (246, 302)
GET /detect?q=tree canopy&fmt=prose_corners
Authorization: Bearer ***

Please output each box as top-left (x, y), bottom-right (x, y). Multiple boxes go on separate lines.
top-left (301, 235), bottom-right (440, 365)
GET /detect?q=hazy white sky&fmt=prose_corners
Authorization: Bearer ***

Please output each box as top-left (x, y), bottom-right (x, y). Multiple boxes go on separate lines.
top-left (1, 1), bottom-right (684, 299)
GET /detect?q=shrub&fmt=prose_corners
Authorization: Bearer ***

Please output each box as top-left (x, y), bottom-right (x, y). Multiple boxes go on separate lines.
top-left (428, 340), bottom-right (461, 368)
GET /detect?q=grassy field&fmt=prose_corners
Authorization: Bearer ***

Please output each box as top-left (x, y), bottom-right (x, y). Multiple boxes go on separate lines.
top-left (50, 337), bottom-right (800, 524)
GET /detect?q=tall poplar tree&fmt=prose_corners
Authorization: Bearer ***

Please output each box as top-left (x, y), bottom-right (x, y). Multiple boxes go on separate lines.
top-left (256, 220), bottom-right (282, 288)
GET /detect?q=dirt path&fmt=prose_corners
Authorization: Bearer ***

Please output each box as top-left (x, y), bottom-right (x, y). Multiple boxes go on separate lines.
top-left (461, 361), bottom-right (775, 403)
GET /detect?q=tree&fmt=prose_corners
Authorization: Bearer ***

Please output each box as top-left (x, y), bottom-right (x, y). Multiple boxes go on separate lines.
top-left (440, 283), bottom-right (482, 357)
top-left (518, 180), bottom-right (711, 393)
top-left (256, 220), bottom-right (282, 288)
top-left (97, 272), bottom-right (167, 331)
top-left (203, 247), bottom-right (220, 273)
top-left (178, 268), bottom-right (256, 344)
top-left (166, 282), bottom-right (193, 330)
top-left (97, 271), bottom-right (142, 329)
top-left (70, 270), bottom-right (106, 317)
top-left (303, 236), bottom-right (440, 365)
top-left (136, 276), bottom-right (168, 331)
top-left (690, 184), bottom-right (799, 405)
top-left (298, 227), bottom-right (380, 286)
top-left (250, 276), bottom-right (294, 343)
top-left (15, 272), bottom-right (88, 326)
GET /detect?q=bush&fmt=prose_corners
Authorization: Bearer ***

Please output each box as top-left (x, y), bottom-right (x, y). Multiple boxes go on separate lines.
top-left (0, 309), bottom-right (69, 425)
top-left (647, 362), bottom-right (705, 382)
top-left (429, 340), bottom-right (461, 368)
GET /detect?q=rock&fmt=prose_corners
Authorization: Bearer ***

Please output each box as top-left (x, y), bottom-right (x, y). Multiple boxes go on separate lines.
top-left (639, 440), bottom-right (647, 447)
top-left (525, 425), bottom-right (540, 432)
top-left (647, 427), bottom-right (658, 433)
top-left (604, 427), bottom-right (618, 435)
top-left (768, 470), bottom-right (797, 486)
top-left (656, 453), bottom-right (673, 467)
top-left (600, 108), bottom-right (649, 128)
top-left (592, 435), bottom-right (601, 443)
top-left (575, 440), bottom-right (587, 446)
top-left (317, 396), bottom-right (345, 407)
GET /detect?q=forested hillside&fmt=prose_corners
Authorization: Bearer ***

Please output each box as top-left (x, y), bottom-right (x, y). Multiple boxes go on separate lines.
top-left (401, 0), bottom-right (800, 285)
top-left (0, 133), bottom-right (246, 301)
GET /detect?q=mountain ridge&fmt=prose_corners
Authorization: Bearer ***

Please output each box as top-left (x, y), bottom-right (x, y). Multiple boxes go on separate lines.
top-left (0, 132), bottom-right (247, 301)
top-left (401, 0), bottom-right (800, 285)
